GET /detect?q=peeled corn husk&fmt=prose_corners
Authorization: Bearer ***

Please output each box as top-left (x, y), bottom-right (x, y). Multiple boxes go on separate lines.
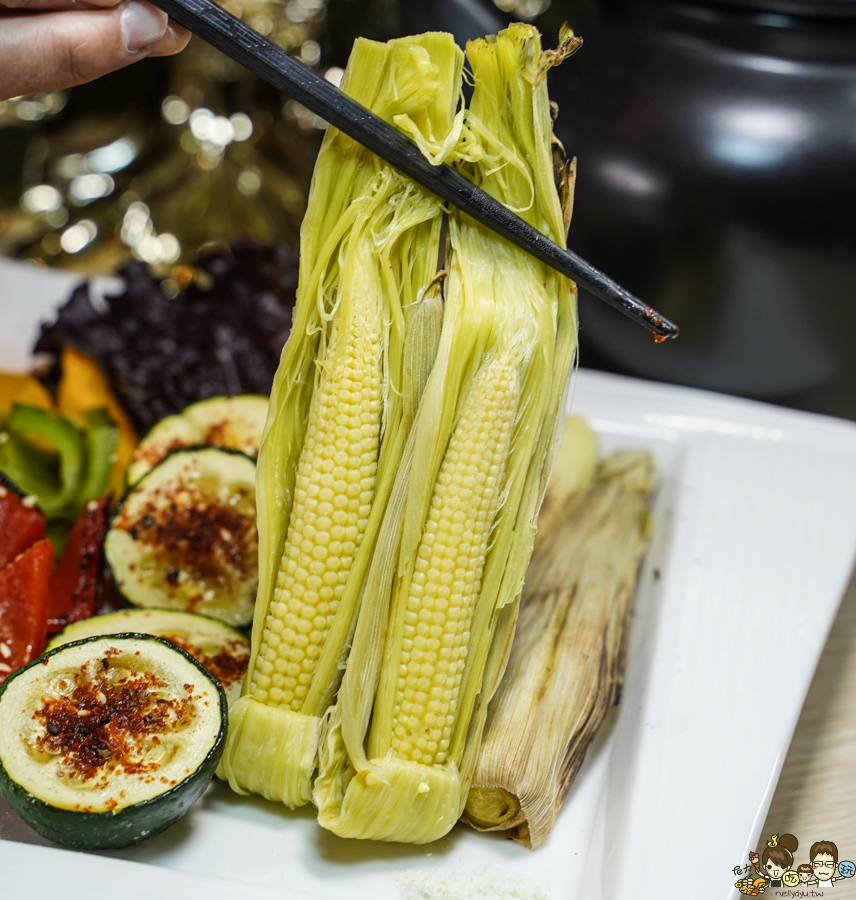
top-left (462, 429), bottom-right (655, 849)
top-left (218, 33), bottom-right (462, 806)
top-left (312, 24), bottom-right (579, 844)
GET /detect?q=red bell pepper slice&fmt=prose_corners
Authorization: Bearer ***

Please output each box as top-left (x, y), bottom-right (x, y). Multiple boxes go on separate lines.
top-left (47, 496), bottom-right (111, 635)
top-left (0, 475), bottom-right (47, 568)
top-left (0, 538), bottom-right (53, 683)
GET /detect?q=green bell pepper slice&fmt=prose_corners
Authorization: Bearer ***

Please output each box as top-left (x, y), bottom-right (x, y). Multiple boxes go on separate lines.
top-left (1, 404), bottom-right (83, 519)
top-left (79, 408), bottom-right (118, 504)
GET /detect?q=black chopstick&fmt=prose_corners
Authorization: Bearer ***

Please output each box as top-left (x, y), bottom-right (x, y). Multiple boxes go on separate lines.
top-left (148, 0), bottom-right (679, 341)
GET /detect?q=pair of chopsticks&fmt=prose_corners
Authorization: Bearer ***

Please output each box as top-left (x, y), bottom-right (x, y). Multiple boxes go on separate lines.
top-left (147, 0), bottom-right (679, 341)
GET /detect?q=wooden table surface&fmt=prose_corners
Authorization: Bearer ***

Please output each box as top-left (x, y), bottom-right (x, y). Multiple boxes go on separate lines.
top-left (757, 560), bottom-right (856, 893)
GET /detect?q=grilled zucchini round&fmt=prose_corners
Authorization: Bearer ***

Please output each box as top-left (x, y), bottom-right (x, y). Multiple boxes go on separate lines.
top-left (0, 634), bottom-right (226, 850)
top-left (127, 395), bottom-right (269, 485)
top-left (105, 447), bottom-right (258, 627)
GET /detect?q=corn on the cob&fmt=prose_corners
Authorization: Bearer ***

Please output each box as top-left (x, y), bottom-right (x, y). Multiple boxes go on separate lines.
top-left (313, 24), bottom-right (579, 844)
top-left (217, 34), bottom-right (464, 807)
top-left (250, 282), bottom-right (381, 713)
top-left (462, 434), bottom-right (655, 849)
top-left (382, 346), bottom-right (522, 771)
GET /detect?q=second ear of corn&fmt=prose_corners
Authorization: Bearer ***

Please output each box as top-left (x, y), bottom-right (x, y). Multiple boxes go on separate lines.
top-left (219, 24), bottom-right (579, 843)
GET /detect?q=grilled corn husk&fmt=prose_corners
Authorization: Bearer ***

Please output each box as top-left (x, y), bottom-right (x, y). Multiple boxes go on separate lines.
top-left (462, 435), bottom-right (655, 848)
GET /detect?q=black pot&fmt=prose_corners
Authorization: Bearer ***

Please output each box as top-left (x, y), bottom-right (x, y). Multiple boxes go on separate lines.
top-left (546, 0), bottom-right (856, 416)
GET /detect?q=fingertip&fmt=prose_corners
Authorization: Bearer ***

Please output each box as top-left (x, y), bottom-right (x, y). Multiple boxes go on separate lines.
top-left (121, 0), bottom-right (168, 51)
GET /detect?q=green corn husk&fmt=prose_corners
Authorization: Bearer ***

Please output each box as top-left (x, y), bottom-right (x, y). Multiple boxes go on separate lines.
top-left (462, 435), bottom-right (656, 849)
top-left (217, 33), bottom-right (464, 807)
top-left (313, 24), bottom-right (579, 844)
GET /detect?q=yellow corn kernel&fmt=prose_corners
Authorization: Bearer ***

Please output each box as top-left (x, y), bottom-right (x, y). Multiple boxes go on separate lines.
top-left (251, 292), bottom-right (381, 711)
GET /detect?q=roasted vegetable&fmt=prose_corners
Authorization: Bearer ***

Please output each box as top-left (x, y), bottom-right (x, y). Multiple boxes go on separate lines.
top-left (47, 496), bottom-right (111, 635)
top-left (0, 538), bottom-right (53, 684)
top-left (1, 351), bottom-right (135, 502)
top-left (79, 410), bottom-right (119, 505)
top-left (0, 474), bottom-right (47, 568)
top-left (104, 448), bottom-right (258, 627)
top-left (0, 402), bottom-right (117, 542)
top-left (47, 609), bottom-right (250, 706)
top-left (463, 437), bottom-right (654, 848)
top-left (0, 373), bottom-right (53, 416)
top-left (56, 348), bottom-right (138, 497)
top-left (0, 404), bottom-right (84, 520)
top-left (127, 395), bottom-right (268, 485)
top-left (0, 634), bottom-right (227, 849)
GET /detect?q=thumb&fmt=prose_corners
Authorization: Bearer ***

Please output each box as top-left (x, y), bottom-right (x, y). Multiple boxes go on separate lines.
top-left (0, 1), bottom-right (189, 100)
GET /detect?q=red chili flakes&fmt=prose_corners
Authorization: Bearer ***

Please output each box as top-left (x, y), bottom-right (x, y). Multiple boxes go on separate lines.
top-left (33, 665), bottom-right (195, 783)
top-left (160, 635), bottom-right (249, 692)
top-left (112, 475), bottom-right (257, 593)
top-left (147, 502), bottom-right (253, 565)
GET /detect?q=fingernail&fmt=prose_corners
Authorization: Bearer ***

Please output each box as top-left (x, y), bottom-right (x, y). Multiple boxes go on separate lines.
top-left (122, 0), bottom-right (168, 51)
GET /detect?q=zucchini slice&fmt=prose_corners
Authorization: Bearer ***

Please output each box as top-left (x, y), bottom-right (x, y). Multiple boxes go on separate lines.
top-left (0, 634), bottom-right (226, 850)
top-left (47, 609), bottom-right (250, 706)
top-left (127, 395), bottom-right (269, 485)
top-left (105, 447), bottom-right (258, 628)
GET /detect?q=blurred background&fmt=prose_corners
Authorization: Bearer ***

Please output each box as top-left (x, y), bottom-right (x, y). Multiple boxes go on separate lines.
top-left (1, 0), bottom-right (855, 417)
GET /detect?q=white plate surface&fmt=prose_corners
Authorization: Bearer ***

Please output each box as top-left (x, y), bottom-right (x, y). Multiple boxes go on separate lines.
top-left (2, 257), bottom-right (856, 900)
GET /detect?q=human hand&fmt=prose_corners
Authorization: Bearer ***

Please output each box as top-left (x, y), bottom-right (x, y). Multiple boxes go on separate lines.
top-left (1, 0), bottom-right (190, 100)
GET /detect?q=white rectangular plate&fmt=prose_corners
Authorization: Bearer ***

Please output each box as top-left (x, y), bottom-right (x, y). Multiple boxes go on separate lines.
top-left (3, 258), bottom-right (856, 900)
